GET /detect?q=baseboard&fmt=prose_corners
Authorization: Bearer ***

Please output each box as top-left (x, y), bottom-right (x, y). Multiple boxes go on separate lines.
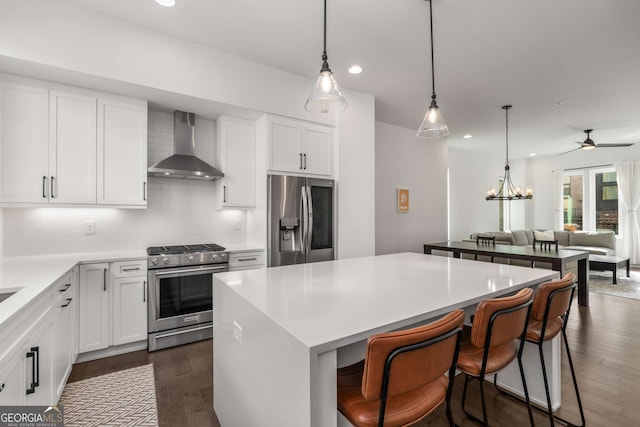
top-left (75, 341), bottom-right (147, 363)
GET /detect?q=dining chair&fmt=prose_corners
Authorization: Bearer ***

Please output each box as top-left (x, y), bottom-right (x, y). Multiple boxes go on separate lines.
top-left (456, 288), bottom-right (535, 426)
top-left (495, 273), bottom-right (585, 427)
top-left (337, 309), bottom-right (464, 427)
top-left (475, 235), bottom-right (496, 262)
top-left (531, 238), bottom-right (559, 267)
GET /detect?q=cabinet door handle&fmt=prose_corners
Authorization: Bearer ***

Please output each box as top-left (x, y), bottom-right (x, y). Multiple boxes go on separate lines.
top-left (223, 185), bottom-right (227, 203)
top-left (0, 382), bottom-right (5, 392)
top-left (303, 153), bottom-right (307, 170)
top-left (143, 280), bottom-right (146, 302)
top-left (42, 176), bottom-right (47, 198)
top-left (299, 153), bottom-right (303, 169)
top-left (31, 346), bottom-right (40, 387)
top-left (61, 298), bottom-right (72, 308)
top-left (103, 268), bottom-right (107, 291)
top-left (143, 182), bottom-right (147, 201)
top-left (50, 176), bottom-right (55, 198)
top-left (26, 351), bottom-right (35, 395)
top-left (59, 283), bottom-right (71, 292)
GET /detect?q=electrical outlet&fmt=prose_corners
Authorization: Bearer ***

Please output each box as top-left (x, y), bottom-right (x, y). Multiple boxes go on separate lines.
top-left (84, 220), bottom-right (96, 235)
top-left (233, 321), bottom-right (243, 345)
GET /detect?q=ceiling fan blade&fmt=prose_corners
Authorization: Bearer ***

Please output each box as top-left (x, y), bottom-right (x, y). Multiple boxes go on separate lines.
top-left (595, 143), bottom-right (635, 148)
top-left (573, 141), bottom-right (584, 145)
top-left (560, 147), bottom-right (582, 155)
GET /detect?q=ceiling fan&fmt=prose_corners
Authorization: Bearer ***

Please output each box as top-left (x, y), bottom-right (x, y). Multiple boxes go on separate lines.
top-left (561, 129), bottom-right (635, 155)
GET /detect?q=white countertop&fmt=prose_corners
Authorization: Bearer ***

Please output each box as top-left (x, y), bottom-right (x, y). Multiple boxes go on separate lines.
top-left (0, 250), bottom-right (146, 327)
top-left (214, 252), bottom-right (558, 351)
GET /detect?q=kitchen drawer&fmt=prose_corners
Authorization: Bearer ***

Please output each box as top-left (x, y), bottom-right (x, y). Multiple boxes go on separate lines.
top-left (54, 271), bottom-right (74, 304)
top-left (229, 251), bottom-right (265, 271)
top-left (111, 259), bottom-right (147, 278)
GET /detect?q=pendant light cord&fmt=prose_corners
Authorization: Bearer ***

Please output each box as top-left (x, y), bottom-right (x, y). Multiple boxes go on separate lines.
top-left (322, 0), bottom-right (328, 62)
top-left (429, 0), bottom-right (436, 102)
top-left (505, 106), bottom-right (509, 166)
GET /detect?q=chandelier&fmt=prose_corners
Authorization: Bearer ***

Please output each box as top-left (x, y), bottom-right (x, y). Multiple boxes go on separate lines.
top-left (486, 105), bottom-right (533, 201)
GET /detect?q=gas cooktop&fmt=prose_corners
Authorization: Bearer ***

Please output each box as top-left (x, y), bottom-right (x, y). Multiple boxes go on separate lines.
top-left (147, 243), bottom-right (226, 256)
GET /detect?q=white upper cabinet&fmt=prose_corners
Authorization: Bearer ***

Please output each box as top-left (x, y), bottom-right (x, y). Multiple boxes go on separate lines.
top-left (97, 97), bottom-right (148, 206)
top-left (267, 115), bottom-right (333, 177)
top-left (216, 116), bottom-right (256, 208)
top-left (0, 76), bottom-right (147, 208)
top-left (49, 90), bottom-right (97, 204)
top-left (0, 81), bottom-right (49, 203)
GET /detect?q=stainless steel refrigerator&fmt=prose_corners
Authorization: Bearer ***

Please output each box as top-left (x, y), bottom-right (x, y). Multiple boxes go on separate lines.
top-left (267, 174), bottom-right (335, 267)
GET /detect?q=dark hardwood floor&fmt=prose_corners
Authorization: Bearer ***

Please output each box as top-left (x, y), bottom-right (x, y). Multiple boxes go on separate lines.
top-left (68, 292), bottom-right (640, 426)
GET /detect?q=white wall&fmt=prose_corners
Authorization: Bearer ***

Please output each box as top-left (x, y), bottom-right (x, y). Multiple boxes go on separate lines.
top-left (3, 111), bottom-right (248, 256)
top-left (0, 1), bottom-right (377, 258)
top-left (337, 90), bottom-right (376, 259)
top-left (375, 122), bottom-right (447, 255)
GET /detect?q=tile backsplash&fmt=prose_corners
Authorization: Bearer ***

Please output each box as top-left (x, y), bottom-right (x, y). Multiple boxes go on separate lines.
top-left (2, 110), bottom-right (250, 257)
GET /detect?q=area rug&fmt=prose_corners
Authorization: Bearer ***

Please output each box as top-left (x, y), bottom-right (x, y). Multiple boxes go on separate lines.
top-left (59, 363), bottom-right (158, 427)
top-left (589, 270), bottom-right (640, 300)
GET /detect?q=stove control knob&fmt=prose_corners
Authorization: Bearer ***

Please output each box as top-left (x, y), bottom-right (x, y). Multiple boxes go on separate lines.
top-left (188, 255), bottom-right (195, 262)
top-left (151, 258), bottom-right (159, 266)
top-left (212, 254), bottom-right (219, 260)
top-left (221, 253), bottom-right (227, 259)
top-left (162, 257), bottom-right (169, 265)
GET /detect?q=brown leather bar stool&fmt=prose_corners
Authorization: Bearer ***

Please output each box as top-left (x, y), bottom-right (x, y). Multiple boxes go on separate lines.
top-left (496, 272), bottom-right (585, 427)
top-left (456, 288), bottom-right (535, 426)
top-left (337, 309), bottom-right (464, 427)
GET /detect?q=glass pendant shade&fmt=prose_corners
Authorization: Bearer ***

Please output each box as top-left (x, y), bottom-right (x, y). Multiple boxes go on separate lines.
top-left (305, 69), bottom-right (347, 114)
top-left (417, 102), bottom-right (449, 138)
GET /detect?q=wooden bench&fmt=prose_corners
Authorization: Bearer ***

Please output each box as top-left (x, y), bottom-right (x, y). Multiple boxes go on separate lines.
top-left (589, 255), bottom-right (630, 284)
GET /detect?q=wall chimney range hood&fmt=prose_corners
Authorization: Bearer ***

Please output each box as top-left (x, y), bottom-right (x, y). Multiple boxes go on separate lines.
top-left (148, 111), bottom-right (224, 180)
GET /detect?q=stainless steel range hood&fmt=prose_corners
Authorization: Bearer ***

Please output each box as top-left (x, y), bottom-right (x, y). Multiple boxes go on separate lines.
top-left (148, 111), bottom-right (224, 180)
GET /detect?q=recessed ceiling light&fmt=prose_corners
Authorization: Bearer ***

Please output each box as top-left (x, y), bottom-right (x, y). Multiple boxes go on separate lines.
top-left (155, 0), bottom-right (175, 7)
top-left (529, 153), bottom-right (537, 156)
top-left (556, 101), bottom-right (564, 107)
top-left (463, 134), bottom-right (472, 139)
top-left (348, 65), bottom-right (363, 75)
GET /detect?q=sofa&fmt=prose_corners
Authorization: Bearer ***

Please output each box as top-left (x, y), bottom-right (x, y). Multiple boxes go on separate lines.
top-left (469, 229), bottom-right (616, 256)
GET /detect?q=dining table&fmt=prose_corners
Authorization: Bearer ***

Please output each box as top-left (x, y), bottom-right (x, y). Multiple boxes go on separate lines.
top-left (423, 240), bottom-right (590, 306)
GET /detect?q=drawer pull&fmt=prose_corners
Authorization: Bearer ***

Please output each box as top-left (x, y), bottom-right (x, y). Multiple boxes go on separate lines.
top-left (238, 257), bottom-right (258, 262)
top-left (61, 298), bottom-right (72, 308)
top-left (59, 283), bottom-right (71, 292)
top-left (122, 267), bottom-right (141, 272)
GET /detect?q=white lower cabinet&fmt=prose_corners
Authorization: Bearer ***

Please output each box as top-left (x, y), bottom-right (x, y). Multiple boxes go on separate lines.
top-left (111, 276), bottom-right (147, 346)
top-left (24, 318), bottom-right (54, 405)
top-left (79, 259), bottom-right (147, 355)
top-left (52, 270), bottom-right (76, 401)
top-left (78, 263), bottom-right (110, 353)
top-left (229, 250), bottom-right (265, 271)
top-left (0, 348), bottom-right (26, 405)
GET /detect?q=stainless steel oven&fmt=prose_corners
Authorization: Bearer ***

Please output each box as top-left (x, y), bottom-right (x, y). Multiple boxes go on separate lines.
top-left (147, 244), bottom-right (228, 351)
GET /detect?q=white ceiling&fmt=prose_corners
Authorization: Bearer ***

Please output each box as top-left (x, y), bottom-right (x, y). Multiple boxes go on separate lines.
top-left (56, 0), bottom-right (640, 159)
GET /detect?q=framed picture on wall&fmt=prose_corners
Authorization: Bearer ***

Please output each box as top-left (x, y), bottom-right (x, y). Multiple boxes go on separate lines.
top-left (397, 188), bottom-right (409, 213)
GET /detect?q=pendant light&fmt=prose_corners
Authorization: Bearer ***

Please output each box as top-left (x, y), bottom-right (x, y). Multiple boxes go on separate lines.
top-left (486, 105), bottom-right (533, 201)
top-left (417, 0), bottom-right (449, 138)
top-left (304, 0), bottom-right (347, 114)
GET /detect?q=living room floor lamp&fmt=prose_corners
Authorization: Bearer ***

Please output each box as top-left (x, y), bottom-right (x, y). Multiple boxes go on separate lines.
top-left (486, 105), bottom-right (533, 201)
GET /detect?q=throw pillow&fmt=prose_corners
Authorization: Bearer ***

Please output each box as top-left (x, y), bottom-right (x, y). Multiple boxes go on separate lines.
top-left (534, 230), bottom-right (555, 242)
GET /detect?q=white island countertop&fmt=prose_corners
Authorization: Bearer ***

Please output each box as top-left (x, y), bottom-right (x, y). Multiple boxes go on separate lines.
top-left (215, 252), bottom-right (559, 352)
top-left (0, 250), bottom-right (146, 327)
top-left (213, 252), bottom-right (560, 427)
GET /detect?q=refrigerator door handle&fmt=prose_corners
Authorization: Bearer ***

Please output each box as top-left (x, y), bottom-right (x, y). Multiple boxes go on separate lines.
top-left (306, 186), bottom-right (313, 254)
top-left (301, 186), bottom-right (308, 255)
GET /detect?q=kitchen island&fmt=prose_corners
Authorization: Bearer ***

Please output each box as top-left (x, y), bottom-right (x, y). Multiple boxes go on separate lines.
top-left (213, 253), bottom-right (559, 427)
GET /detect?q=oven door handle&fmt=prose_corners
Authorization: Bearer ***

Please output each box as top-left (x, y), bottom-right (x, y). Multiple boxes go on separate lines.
top-left (153, 265), bottom-right (228, 277)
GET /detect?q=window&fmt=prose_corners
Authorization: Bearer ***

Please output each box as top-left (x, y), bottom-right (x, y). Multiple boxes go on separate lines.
top-left (561, 167), bottom-right (618, 234)
top-left (562, 173), bottom-right (583, 231)
top-left (594, 170), bottom-right (618, 233)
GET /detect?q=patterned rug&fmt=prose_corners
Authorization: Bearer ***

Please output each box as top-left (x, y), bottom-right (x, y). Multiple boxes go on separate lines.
top-left (59, 364), bottom-right (158, 427)
top-left (589, 269), bottom-right (640, 300)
